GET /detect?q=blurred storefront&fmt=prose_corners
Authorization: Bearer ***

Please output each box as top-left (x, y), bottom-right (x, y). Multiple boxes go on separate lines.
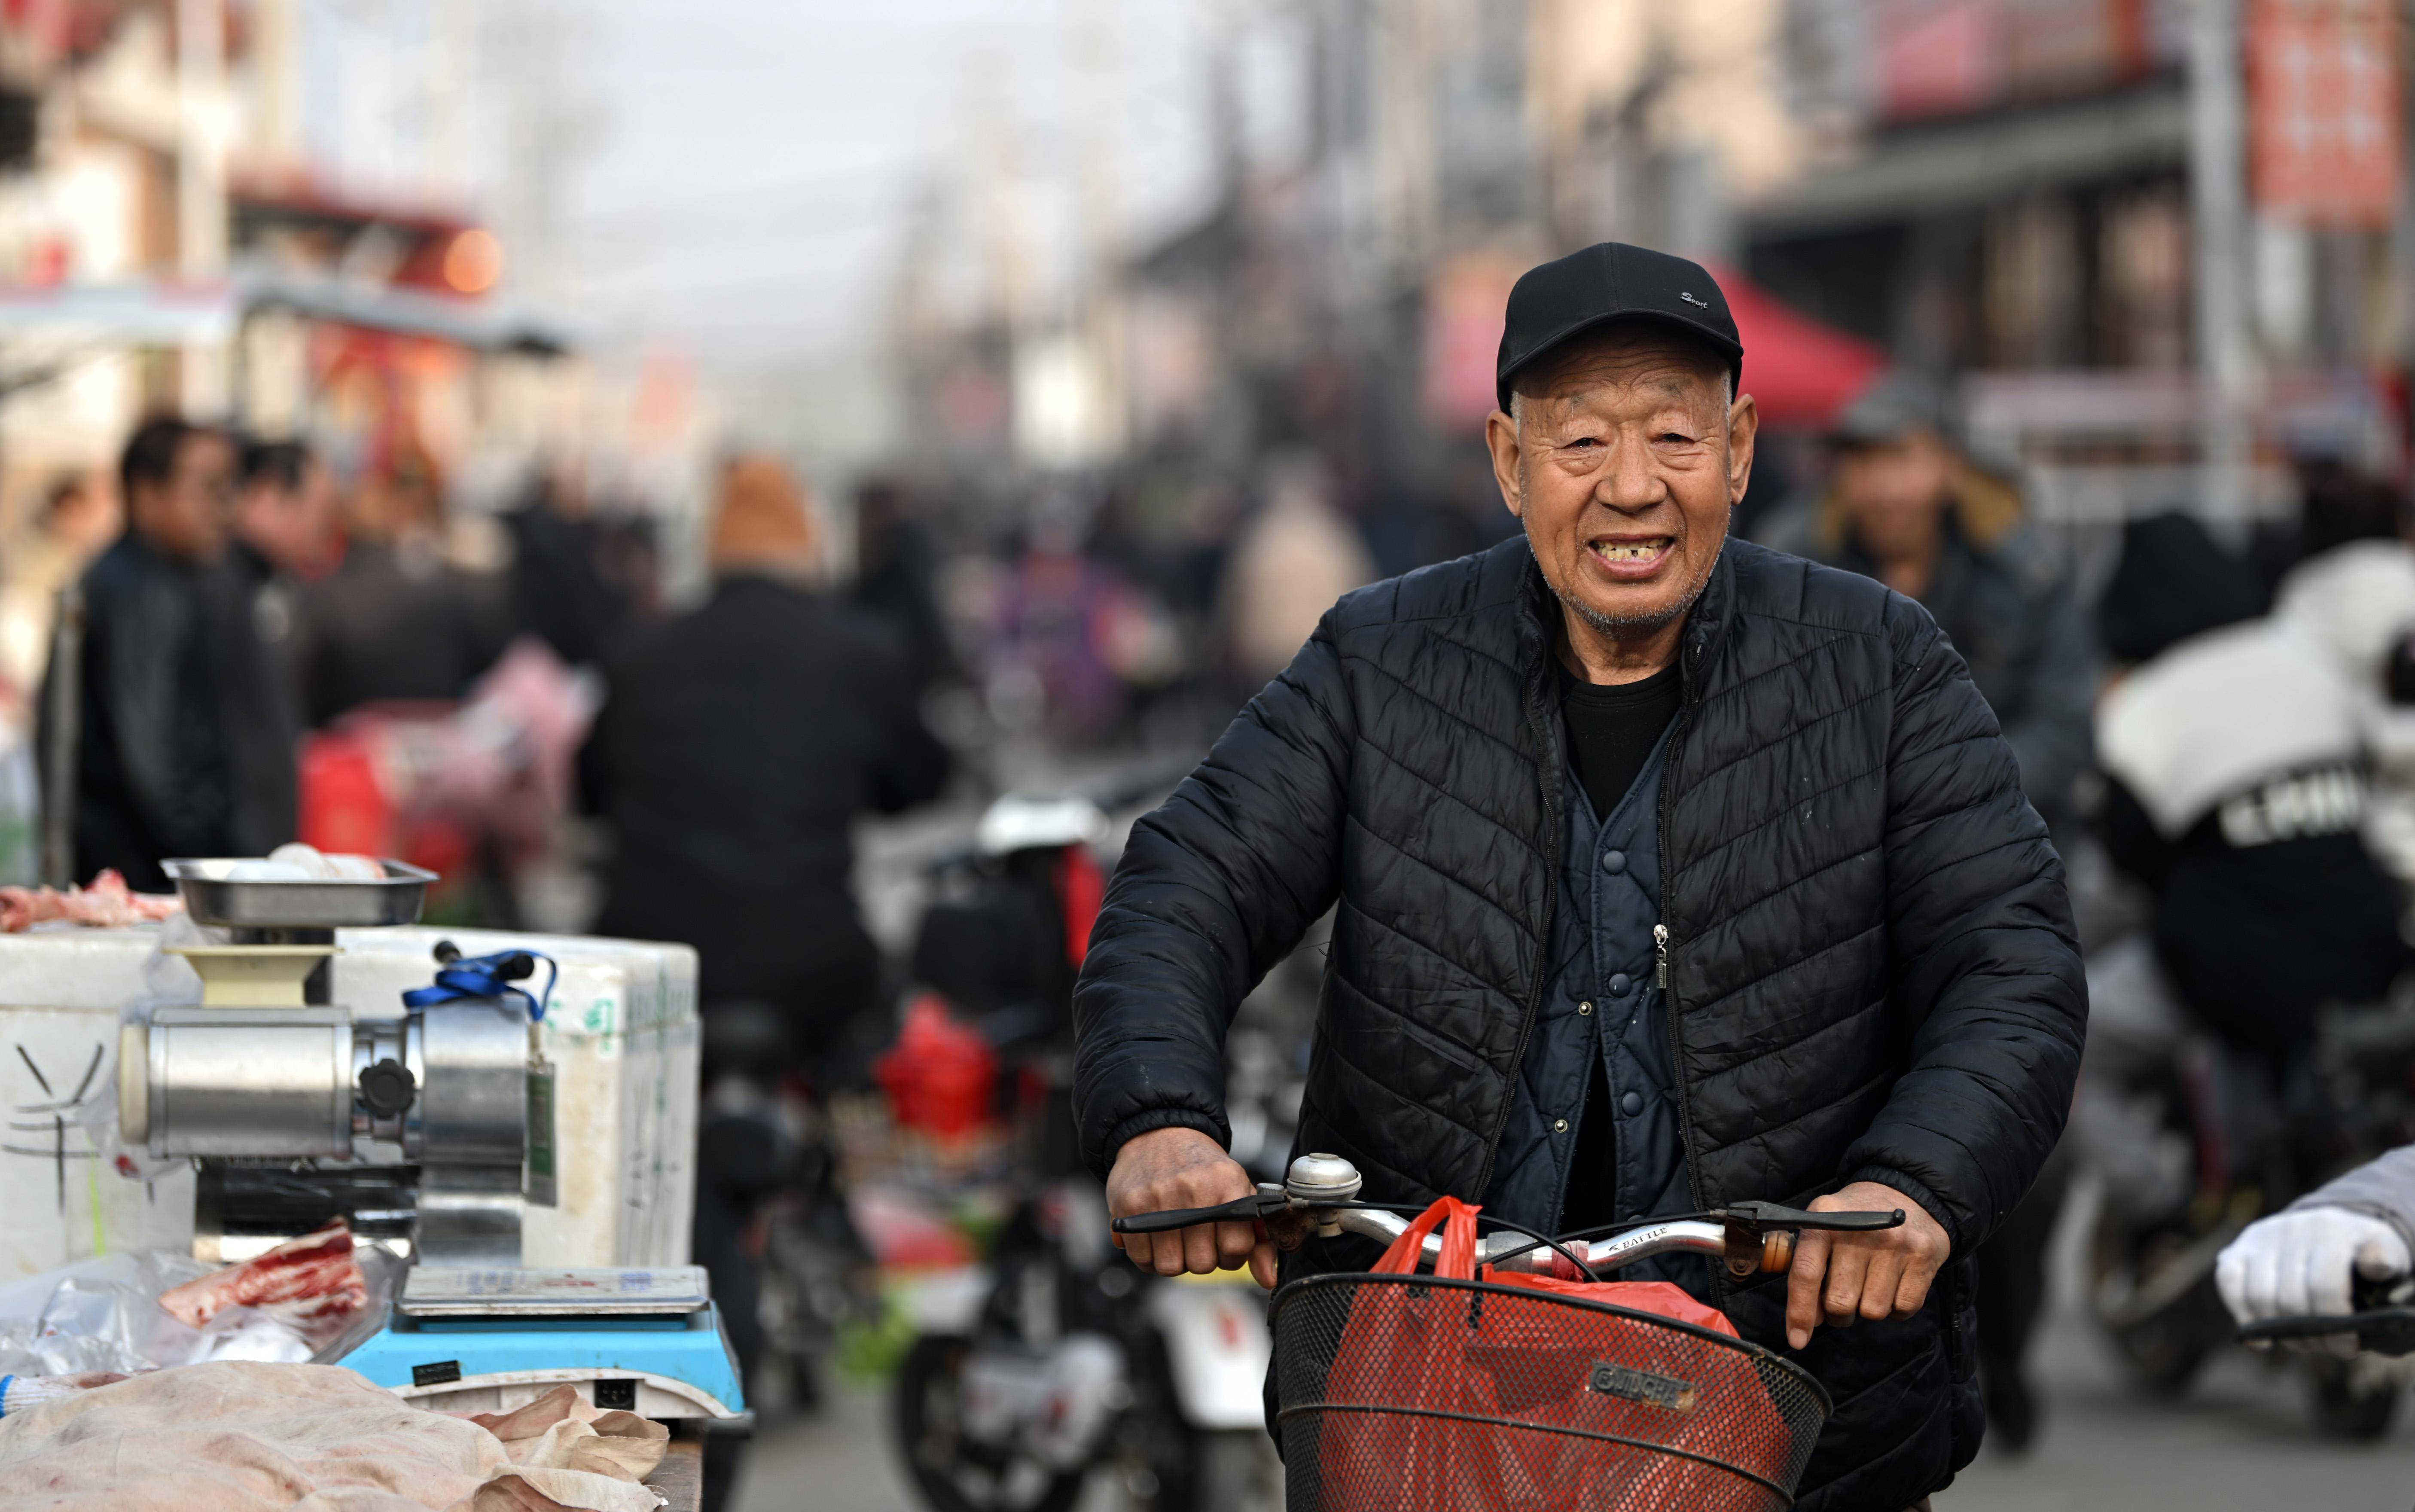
top-left (0, 1), bottom-right (711, 539)
top-left (1753, 0), bottom-right (2410, 522)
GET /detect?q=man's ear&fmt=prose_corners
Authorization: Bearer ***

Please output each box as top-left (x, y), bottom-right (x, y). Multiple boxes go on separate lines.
top-left (1725, 392), bottom-right (1759, 506)
top-left (1485, 408), bottom-right (1525, 521)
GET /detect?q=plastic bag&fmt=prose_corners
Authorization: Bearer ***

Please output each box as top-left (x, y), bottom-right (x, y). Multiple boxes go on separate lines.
top-left (1314, 1196), bottom-right (1795, 1512)
top-left (0, 1244), bottom-right (400, 1381)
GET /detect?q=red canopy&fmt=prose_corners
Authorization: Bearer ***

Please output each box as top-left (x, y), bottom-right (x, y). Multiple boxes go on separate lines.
top-left (1710, 265), bottom-right (1888, 428)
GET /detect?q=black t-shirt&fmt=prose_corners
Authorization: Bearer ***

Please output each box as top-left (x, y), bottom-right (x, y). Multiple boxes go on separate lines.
top-left (1557, 661), bottom-right (1683, 820)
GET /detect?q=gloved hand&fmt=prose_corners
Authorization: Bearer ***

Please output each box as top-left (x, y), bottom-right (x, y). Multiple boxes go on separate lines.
top-left (2216, 1207), bottom-right (2411, 1356)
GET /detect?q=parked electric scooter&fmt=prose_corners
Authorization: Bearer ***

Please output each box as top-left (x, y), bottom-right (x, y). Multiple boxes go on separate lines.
top-left (889, 790), bottom-right (1298, 1512)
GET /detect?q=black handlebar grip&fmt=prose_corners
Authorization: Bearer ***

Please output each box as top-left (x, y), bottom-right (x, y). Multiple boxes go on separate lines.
top-left (1110, 1196), bottom-right (1271, 1235)
top-left (2240, 1307), bottom-right (2415, 1356)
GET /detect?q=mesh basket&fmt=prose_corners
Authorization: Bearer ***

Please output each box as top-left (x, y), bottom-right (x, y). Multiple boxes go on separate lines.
top-left (1272, 1273), bottom-right (1830, 1512)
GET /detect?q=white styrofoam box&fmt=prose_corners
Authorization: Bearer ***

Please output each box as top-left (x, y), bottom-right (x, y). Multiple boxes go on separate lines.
top-left (0, 923), bottom-right (698, 1277)
top-left (0, 928), bottom-right (201, 1279)
top-left (330, 927), bottom-right (698, 1269)
top-left (0, 1005), bottom-right (199, 1277)
top-left (0, 925), bottom-right (190, 1011)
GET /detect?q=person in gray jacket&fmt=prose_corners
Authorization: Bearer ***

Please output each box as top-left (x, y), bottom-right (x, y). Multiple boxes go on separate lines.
top-left (1756, 372), bottom-right (2093, 832)
top-left (2220, 1147), bottom-right (2415, 1350)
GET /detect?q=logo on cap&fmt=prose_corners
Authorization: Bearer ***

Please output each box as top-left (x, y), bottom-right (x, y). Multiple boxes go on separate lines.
top-left (1679, 292), bottom-right (1709, 309)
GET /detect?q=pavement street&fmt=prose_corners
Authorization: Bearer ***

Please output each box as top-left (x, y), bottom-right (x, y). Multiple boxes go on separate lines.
top-left (726, 1307), bottom-right (2415, 1512)
top-left (1938, 1303), bottom-right (2415, 1512)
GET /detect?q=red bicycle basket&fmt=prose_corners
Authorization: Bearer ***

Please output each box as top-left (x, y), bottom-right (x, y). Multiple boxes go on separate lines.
top-left (1269, 1198), bottom-right (1830, 1511)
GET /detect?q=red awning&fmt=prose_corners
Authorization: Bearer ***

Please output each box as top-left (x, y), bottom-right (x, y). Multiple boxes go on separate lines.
top-left (1711, 266), bottom-right (1888, 428)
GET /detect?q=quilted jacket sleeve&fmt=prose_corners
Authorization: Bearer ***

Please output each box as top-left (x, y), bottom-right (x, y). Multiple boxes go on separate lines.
top-left (1838, 598), bottom-right (2088, 1255)
top-left (2292, 1144), bottom-right (2415, 1259)
top-left (1071, 615), bottom-right (1358, 1177)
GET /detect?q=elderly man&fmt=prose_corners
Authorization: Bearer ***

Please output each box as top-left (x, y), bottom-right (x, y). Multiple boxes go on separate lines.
top-left (1074, 244), bottom-right (2086, 1511)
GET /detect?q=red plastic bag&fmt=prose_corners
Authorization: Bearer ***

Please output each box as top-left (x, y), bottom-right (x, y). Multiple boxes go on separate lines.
top-left (1314, 1197), bottom-right (1795, 1512)
top-left (873, 993), bottom-right (997, 1138)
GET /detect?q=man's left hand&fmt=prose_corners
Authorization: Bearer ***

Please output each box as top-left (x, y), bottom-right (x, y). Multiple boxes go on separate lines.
top-left (1784, 1181), bottom-right (1951, 1351)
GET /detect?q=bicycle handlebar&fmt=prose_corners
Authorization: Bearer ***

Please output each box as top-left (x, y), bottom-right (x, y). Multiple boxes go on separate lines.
top-left (1108, 1155), bottom-right (1906, 1280)
top-left (2235, 1273), bottom-right (2415, 1356)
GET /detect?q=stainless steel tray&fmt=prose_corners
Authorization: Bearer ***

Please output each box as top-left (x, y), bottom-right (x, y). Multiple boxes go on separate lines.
top-left (162, 858), bottom-right (436, 929)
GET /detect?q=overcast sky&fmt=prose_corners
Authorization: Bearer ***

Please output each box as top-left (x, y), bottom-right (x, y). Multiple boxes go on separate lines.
top-left (555, 0), bottom-right (1244, 370)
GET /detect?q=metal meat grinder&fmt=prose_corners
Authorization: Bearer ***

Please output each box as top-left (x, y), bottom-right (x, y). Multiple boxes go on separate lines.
top-left (112, 859), bottom-right (744, 1425)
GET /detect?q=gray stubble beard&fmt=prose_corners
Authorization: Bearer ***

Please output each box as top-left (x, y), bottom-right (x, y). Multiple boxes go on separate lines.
top-left (1524, 481), bottom-right (1729, 640)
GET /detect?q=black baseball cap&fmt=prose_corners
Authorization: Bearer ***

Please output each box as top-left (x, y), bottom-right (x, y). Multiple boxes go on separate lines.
top-left (1494, 242), bottom-right (1744, 412)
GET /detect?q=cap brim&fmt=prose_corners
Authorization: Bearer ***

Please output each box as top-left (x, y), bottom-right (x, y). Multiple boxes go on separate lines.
top-left (1495, 310), bottom-right (1744, 413)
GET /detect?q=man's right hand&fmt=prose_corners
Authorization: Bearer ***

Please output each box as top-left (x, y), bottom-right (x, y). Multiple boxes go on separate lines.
top-left (1105, 1125), bottom-right (1277, 1289)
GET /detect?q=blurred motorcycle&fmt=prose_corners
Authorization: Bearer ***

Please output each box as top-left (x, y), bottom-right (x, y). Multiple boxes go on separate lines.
top-left (887, 790), bottom-right (1298, 1512)
top-left (694, 1002), bottom-right (878, 1419)
top-left (2083, 941), bottom-right (2415, 1436)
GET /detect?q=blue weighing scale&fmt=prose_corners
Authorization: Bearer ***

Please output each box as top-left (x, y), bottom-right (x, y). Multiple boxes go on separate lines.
top-left (340, 1265), bottom-right (747, 1427)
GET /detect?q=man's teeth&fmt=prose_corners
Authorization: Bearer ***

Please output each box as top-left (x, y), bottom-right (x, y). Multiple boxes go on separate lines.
top-left (1593, 541), bottom-right (1666, 562)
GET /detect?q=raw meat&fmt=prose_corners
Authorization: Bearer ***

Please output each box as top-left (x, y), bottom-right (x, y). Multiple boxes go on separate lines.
top-left (158, 1220), bottom-right (370, 1341)
top-left (0, 870), bottom-right (181, 932)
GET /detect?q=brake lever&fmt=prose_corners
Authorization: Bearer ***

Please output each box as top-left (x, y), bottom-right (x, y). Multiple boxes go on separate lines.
top-left (1716, 1201), bottom-right (1905, 1234)
top-left (1110, 1189), bottom-right (1290, 1236)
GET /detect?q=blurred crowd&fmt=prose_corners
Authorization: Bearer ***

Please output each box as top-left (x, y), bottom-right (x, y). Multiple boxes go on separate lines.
top-left (0, 412), bottom-right (661, 921)
top-left (21, 367), bottom-right (2415, 1475)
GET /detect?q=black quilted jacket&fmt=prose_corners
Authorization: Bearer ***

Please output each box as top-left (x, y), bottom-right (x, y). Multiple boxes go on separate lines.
top-left (1072, 535), bottom-right (2086, 1511)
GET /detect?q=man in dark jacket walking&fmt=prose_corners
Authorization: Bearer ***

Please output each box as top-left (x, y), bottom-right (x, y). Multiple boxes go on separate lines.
top-left (1073, 245), bottom-right (2086, 1512)
top-left (579, 454), bottom-right (951, 1050)
top-left (49, 417), bottom-right (295, 887)
top-left (581, 454), bottom-right (949, 1512)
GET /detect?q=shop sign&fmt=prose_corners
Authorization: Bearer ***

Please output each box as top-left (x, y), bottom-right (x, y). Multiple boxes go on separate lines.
top-left (2248, 0), bottom-right (2403, 229)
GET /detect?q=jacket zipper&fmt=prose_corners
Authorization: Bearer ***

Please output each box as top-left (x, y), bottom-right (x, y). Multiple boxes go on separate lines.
top-left (1472, 646), bottom-right (1564, 1201)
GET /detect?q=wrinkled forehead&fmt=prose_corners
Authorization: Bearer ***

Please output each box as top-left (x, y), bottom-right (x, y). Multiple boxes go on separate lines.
top-left (1510, 325), bottom-right (1729, 416)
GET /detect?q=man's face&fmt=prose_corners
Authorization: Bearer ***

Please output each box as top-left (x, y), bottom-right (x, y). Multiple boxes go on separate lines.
top-left (1831, 431), bottom-right (1955, 564)
top-left (1485, 330), bottom-right (1755, 638)
top-left (132, 433), bottom-right (233, 563)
